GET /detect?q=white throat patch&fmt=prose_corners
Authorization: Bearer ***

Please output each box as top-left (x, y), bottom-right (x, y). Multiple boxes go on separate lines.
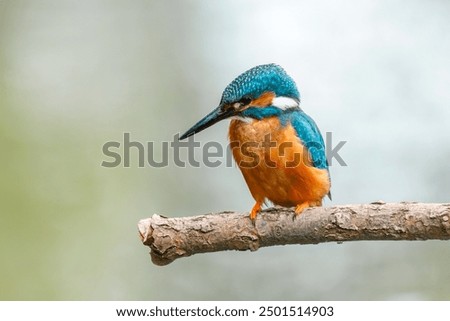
top-left (230, 115), bottom-right (252, 123)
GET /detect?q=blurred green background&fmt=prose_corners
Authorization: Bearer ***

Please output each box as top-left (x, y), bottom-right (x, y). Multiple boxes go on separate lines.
top-left (1, 0), bottom-right (450, 300)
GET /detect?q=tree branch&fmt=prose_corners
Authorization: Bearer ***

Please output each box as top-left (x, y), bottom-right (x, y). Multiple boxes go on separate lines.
top-left (138, 202), bottom-right (450, 266)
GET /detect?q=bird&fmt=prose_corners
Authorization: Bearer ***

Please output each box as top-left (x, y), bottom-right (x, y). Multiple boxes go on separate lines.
top-left (180, 64), bottom-right (331, 225)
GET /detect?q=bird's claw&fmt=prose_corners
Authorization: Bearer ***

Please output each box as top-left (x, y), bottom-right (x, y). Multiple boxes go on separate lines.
top-left (292, 202), bottom-right (310, 221)
top-left (249, 201), bottom-right (262, 228)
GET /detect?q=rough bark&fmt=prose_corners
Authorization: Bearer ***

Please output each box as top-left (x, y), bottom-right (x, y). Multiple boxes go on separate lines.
top-left (138, 202), bottom-right (450, 266)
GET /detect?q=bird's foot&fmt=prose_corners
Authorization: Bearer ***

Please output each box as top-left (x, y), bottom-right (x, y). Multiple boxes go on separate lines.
top-left (293, 201), bottom-right (320, 221)
top-left (249, 202), bottom-right (262, 227)
top-left (294, 202), bottom-right (309, 217)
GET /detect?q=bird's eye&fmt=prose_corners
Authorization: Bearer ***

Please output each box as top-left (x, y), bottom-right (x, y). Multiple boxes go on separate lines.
top-left (238, 97), bottom-right (252, 106)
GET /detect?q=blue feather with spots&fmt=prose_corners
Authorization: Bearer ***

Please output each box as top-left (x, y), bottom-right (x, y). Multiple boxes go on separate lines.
top-left (282, 109), bottom-right (329, 170)
top-left (221, 64), bottom-right (300, 104)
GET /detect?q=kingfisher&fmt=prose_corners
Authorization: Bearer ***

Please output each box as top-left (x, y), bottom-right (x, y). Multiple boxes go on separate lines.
top-left (180, 64), bottom-right (331, 224)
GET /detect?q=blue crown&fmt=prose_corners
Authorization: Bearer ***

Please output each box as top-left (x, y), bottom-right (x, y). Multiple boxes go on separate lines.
top-left (220, 64), bottom-right (300, 104)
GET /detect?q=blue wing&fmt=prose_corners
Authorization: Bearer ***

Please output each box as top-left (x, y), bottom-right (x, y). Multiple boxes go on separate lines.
top-left (283, 109), bottom-right (329, 170)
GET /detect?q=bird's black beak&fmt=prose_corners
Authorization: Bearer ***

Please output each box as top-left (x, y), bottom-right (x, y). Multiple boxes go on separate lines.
top-left (179, 105), bottom-right (235, 140)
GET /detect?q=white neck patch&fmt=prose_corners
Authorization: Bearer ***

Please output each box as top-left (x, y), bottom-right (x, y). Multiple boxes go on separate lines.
top-left (271, 96), bottom-right (299, 110)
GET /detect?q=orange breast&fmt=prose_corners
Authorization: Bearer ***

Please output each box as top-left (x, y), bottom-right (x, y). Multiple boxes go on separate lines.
top-left (229, 117), bottom-right (330, 207)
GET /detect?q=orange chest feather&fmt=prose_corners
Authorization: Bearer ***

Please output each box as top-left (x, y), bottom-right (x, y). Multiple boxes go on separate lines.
top-left (229, 117), bottom-right (310, 169)
top-left (228, 117), bottom-right (330, 206)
